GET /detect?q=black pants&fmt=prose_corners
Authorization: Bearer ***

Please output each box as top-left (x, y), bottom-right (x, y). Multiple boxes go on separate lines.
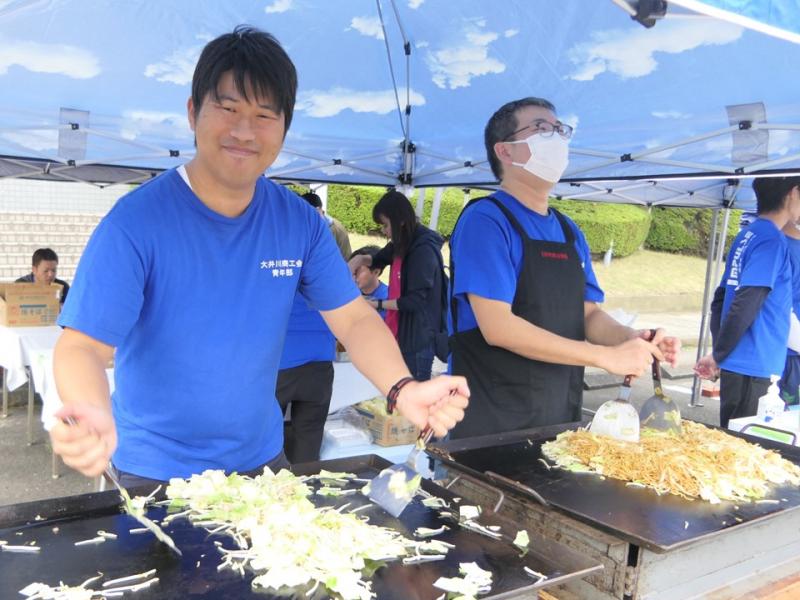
top-left (720, 369), bottom-right (770, 428)
top-left (276, 361), bottom-right (334, 463)
top-left (112, 451), bottom-right (291, 494)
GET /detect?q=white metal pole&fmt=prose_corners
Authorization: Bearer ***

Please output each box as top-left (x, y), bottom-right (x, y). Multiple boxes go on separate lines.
top-left (415, 187), bottom-right (425, 218)
top-left (429, 187), bottom-right (445, 230)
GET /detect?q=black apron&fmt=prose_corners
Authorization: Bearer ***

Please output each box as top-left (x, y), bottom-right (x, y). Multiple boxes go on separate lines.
top-left (450, 196), bottom-right (586, 439)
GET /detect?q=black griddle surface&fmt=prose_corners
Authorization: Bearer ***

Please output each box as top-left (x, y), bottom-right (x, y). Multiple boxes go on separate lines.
top-left (0, 454), bottom-right (600, 599)
top-left (431, 422), bottom-right (800, 553)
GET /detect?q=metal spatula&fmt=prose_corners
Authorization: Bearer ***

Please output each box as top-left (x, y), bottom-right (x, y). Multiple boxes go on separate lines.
top-left (589, 374), bottom-right (640, 442)
top-left (639, 358), bottom-right (682, 434)
top-left (63, 417), bottom-right (182, 555)
top-left (367, 426), bottom-right (434, 517)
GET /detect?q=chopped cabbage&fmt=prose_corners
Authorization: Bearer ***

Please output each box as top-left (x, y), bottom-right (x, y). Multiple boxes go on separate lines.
top-left (166, 468), bottom-right (449, 600)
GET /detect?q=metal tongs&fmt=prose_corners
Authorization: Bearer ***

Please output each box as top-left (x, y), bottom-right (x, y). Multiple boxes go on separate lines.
top-left (62, 416), bottom-right (182, 555)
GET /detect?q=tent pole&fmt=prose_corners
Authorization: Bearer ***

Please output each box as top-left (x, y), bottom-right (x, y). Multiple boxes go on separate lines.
top-left (415, 188), bottom-right (426, 218)
top-left (429, 187), bottom-right (445, 230)
top-left (691, 208), bottom-right (721, 408)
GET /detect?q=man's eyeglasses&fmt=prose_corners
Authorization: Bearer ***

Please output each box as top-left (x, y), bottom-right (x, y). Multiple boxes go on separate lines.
top-left (504, 118), bottom-right (574, 141)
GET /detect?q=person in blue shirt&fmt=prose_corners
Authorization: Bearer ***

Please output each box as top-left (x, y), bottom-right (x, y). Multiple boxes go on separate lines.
top-left (779, 218), bottom-right (800, 406)
top-left (274, 193), bottom-right (342, 464)
top-left (276, 292), bottom-right (336, 464)
top-left (695, 177), bottom-right (800, 427)
top-left (47, 26), bottom-right (469, 487)
top-left (448, 97), bottom-right (680, 439)
top-left (350, 245), bottom-right (389, 319)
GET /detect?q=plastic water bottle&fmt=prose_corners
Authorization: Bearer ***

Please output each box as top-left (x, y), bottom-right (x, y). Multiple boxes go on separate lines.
top-left (757, 375), bottom-right (785, 423)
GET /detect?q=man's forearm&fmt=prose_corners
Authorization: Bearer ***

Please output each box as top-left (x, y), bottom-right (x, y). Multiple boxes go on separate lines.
top-left (584, 304), bottom-right (636, 346)
top-left (53, 330), bottom-right (113, 412)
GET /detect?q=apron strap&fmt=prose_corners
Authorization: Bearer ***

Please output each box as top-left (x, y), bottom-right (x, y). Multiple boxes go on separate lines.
top-left (449, 197), bottom-right (576, 333)
top-left (449, 196), bottom-right (497, 334)
top-left (551, 208), bottom-right (575, 245)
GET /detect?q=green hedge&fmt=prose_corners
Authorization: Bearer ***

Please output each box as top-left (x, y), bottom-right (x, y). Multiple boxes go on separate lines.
top-left (287, 183), bottom-right (741, 258)
top-left (645, 207), bottom-right (742, 255)
top-left (325, 185), bottom-right (466, 238)
top-left (550, 199), bottom-right (651, 258)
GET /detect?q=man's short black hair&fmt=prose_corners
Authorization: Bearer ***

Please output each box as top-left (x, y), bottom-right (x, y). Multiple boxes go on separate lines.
top-left (301, 192), bottom-right (323, 209)
top-left (191, 25), bottom-right (297, 135)
top-left (349, 245), bottom-right (384, 274)
top-left (484, 97), bottom-right (557, 180)
top-left (753, 176), bottom-right (800, 215)
top-left (32, 248), bottom-right (58, 267)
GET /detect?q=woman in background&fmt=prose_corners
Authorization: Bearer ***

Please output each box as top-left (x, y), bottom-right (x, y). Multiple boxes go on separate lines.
top-left (349, 191), bottom-right (447, 380)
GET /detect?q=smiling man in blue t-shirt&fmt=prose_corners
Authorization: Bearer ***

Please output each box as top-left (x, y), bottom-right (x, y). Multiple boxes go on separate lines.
top-left (448, 97), bottom-right (681, 439)
top-left (48, 26), bottom-right (468, 487)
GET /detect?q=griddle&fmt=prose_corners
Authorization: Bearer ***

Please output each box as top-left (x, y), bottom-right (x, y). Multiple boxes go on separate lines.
top-left (429, 422), bottom-right (800, 553)
top-left (0, 454), bottom-right (600, 599)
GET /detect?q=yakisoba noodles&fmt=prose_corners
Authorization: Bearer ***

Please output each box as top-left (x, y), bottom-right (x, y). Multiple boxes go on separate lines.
top-left (541, 421), bottom-right (800, 503)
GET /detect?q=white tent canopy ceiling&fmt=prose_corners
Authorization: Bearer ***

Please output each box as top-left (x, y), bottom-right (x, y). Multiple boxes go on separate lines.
top-left (1, 0), bottom-right (799, 209)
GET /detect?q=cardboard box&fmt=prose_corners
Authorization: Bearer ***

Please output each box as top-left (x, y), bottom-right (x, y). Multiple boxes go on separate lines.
top-left (355, 397), bottom-right (420, 446)
top-left (0, 283), bottom-right (62, 327)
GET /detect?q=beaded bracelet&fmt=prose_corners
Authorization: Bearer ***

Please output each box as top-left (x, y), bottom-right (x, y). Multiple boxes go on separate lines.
top-left (386, 376), bottom-right (416, 414)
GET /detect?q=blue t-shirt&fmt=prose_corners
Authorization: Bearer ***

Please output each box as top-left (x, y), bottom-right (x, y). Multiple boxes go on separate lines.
top-left (279, 294), bottom-right (336, 370)
top-left (719, 218), bottom-right (791, 377)
top-left (786, 236), bottom-right (800, 358)
top-left (363, 281), bottom-right (389, 319)
top-left (58, 169), bottom-right (359, 480)
top-left (449, 191), bottom-right (604, 333)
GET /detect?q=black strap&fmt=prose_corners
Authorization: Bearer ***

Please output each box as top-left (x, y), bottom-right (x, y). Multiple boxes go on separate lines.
top-left (448, 195), bottom-right (575, 333)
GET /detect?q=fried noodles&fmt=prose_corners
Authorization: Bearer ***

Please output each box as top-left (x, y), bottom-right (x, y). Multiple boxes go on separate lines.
top-left (541, 421), bottom-right (800, 503)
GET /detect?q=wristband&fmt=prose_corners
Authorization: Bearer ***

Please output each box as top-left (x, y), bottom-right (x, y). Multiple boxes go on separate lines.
top-left (377, 299), bottom-right (383, 311)
top-left (386, 376), bottom-right (415, 414)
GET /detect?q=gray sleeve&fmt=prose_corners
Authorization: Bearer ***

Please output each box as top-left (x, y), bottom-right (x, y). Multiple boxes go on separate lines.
top-left (712, 286), bottom-right (770, 364)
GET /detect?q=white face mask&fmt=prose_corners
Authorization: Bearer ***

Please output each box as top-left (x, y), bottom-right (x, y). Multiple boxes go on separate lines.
top-left (507, 132), bottom-right (570, 183)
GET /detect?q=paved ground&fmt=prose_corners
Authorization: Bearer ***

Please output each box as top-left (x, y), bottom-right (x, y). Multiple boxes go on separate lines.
top-left (1, 311), bottom-right (717, 508)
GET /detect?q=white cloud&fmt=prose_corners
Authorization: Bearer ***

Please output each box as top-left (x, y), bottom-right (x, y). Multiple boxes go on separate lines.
top-left (426, 28), bottom-right (505, 89)
top-left (408, 0), bottom-right (424, 8)
top-left (1, 128), bottom-right (59, 152)
top-left (0, 37), bottom-right (99, 78)
top-left (119, 109), bottom-right (191, 141)
top-left (320, 163), bottom-right (356, 176)
top-left (264, 0), bottom-right (292, 14)
top-left (415, 41), bottom-right (429, 48)
top-left (561, 113), bottom-right (579, 131)
top-left (769, 129), bottom-right (795, 157)
top-left (567, 20), bottom-right (742, 81)
top-left (270, 152), bottom-right (296, 170)
top-left (702, 135), bottom-right (732, 157)
top-left (644, 138), bottom-right (678, 158)
top-left (144, 44), bottom-right (202, 85)
top-left (296, 87), bottom-right (425, 118)
top-left (349, 16), bottom-right (384, 40)
top-left (504, 29), bottom-right (519, 38)
top-left (652, 110), bottom-right (692, 119)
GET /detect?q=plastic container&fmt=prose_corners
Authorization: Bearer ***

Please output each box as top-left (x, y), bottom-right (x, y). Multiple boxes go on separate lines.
top-left (757, 375), bottom-right (785, 423)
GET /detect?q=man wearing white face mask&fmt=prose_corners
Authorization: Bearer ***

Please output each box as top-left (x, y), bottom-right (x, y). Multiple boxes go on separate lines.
top-left (448, 97), bottom-right (681, 439)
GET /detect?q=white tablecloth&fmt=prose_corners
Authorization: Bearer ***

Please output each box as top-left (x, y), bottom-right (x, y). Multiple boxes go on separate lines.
top-left (7, 335), bottom-right (372, 428)
top-left (0, 325), bottom-right (62, 390)
top-left (27, 346), bottom-right (115, 430)
top-left (330, 361), bottom-right (380, 413)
